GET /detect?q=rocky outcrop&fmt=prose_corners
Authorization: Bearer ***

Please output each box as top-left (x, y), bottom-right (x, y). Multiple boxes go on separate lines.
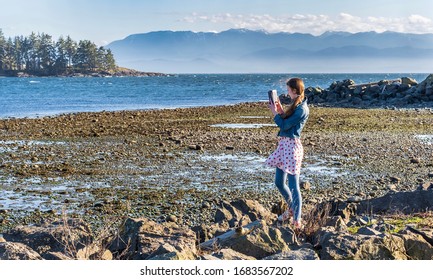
top-left (109, 217), bottom-right (197, 260)
top-left (304, 74), bottom-right (433, 108)
top-left (0, 241), bottom-right (43, 260)
top-left (1, 194), bottom-right (433, 260)
top-left (2, 218), bottom-right (94, 260)
top-left (356, 187), bottom-right (433, 215)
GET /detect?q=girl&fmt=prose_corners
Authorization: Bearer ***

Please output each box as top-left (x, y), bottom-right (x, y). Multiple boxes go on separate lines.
top-left (265, 77), bottom-right (309, 229)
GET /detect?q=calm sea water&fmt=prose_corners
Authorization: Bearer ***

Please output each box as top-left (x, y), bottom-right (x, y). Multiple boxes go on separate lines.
top-left (0, 73), bottom-right (429, 118)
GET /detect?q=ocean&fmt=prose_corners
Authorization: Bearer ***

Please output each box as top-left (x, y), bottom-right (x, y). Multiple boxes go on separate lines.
top-left (0, 73), bottom-right (430, 119)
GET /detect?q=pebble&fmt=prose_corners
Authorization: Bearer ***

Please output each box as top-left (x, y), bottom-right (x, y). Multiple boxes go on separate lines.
top-left (300, 181), bottom-right (311, 191)
top-left (201, 202), bottom-right (211, 209)
top-left (166, 215), bottom-right (178, 223)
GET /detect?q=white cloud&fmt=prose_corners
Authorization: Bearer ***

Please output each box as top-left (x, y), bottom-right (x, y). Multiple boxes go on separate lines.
top-left (181, 13), bottom-right (433, 34)
top-left (408, 14), bottom-right (431, 24)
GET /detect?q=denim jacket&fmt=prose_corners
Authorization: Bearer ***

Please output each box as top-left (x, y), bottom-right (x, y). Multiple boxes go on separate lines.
top-left (273, 98), bottom-right (309, 138)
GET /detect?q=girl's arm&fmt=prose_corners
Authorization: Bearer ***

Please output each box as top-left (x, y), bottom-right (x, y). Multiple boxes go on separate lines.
top-left (274, 107), bottom-right (304, 131)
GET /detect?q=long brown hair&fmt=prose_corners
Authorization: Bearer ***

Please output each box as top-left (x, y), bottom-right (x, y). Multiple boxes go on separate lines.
top-left (282, 77), bottom-right (305, 118)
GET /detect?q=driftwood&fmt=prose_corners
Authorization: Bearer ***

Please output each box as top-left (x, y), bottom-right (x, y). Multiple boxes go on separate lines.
top-left (199, 220), bottom-right (262, 250)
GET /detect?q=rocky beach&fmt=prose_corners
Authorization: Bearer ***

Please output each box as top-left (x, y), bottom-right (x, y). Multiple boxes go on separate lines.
top-left (1, 75), bottom-right (433, 260)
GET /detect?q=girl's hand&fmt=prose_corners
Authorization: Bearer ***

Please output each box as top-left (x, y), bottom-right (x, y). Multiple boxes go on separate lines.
top-left (275, 100), bottom-right (284, 114)
top-left (268, 101), bottom-right (278, 116)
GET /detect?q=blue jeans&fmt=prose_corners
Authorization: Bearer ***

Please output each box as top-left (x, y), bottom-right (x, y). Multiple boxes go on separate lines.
top-left (275, 167), bottom-right (302, 222)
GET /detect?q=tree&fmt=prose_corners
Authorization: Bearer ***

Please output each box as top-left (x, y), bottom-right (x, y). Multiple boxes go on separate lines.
top-left (0, 30), bottom-right (117, 76)
top-left (55, 36), bottom-right (68, 74)
top-left (73, 40), bottom-right (98, 72)
top-left (97, 47), bottom-right (116, 73)
top-left (38, 33), bottom-right (57, 75)
top-left (2, 38), bottom-right (16, 71)
top-left (0, 29), bottom-right (6, 71)
top-left (13, 36), bottom-right (25, 71)
top-left (64, 35), bottom-right (77, 68)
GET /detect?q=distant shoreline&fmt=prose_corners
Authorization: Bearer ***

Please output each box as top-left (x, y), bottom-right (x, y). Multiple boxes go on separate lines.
top-left (0, 67), bottom-right (167, 78)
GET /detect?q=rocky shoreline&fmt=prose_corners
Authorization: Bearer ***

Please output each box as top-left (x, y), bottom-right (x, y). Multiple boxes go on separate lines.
top-left (303, 74), bottom-right (433, 109)
top-left (1, 67), bottom-right (167, 78)
top-left (1, 76), bottom-right (433, 260)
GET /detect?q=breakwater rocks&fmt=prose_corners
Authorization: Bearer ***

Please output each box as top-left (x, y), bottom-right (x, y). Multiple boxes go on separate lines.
top-left (304, 74), bottom-right (433, 108)
top-left (2, 187), bottom-right (433, 260)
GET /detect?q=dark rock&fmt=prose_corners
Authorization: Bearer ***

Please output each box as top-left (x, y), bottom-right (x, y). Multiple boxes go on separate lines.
top-left (166, 215), bottom-right (178, 223)
top-left (401, 77), bottom-right (418, 86)
top-left (0, 242), bottom-right (43, 260)
top-left (201, 220), bottom-right (294, 260)
top-left (316, 227), bottom-right (407, 260)
top-left (357, 189), bottom-right (433, 215)
top-left (2, 218), bottom-right (93, 259)
top-left (109, 217), bottom-right (196, 260)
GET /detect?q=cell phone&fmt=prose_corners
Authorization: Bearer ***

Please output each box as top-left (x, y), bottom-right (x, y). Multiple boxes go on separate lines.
top-left (268, 90), bottom-right (279, 104)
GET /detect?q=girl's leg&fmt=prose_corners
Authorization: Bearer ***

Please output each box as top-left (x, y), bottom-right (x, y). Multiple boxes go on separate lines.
top-left (274, 168), bottom-right (292, 203)
top-left (288, 173), bottom-right (302, 224)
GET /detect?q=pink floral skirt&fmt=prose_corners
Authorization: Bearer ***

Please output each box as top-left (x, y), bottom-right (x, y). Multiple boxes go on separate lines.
top-left (265, 137), bottom-right (304, 175)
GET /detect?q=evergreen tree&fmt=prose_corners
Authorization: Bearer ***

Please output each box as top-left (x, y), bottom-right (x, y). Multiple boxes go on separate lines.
top-left (3, 38), bottom-right (16, 71)
top-left (0, 30), bottom-right (117, 76)
top-left (55, 36), bottom-right (68, 74)
top-left (0, 29), bottom-right (6, 71)
top-left (64, 35), bottom-right (77, 68)
top-left (13, 36), bottom-right (24, 71)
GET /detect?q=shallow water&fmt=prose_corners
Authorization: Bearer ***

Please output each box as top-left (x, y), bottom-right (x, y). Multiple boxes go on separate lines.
top-left (210, 123), bottom-right (276, 129)
top-left (415, 135), bottom-right (433, 145)
top-left (0, 149), bottom-right (356, 214)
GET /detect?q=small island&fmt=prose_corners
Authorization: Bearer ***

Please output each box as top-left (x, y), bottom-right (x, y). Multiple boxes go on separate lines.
top-left (0, 29), bottom-right (165, 77)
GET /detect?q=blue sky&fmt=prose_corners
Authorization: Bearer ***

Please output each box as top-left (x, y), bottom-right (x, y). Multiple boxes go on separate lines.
top-left (1, 0), bottom-right (433, 46)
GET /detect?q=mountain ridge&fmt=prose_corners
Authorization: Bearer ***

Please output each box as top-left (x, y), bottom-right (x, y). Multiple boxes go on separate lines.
top-left (107, 29), bottom-right (433, 73)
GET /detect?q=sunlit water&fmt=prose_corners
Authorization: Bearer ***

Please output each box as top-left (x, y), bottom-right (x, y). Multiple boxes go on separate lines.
top-left (1, 73), bottom-right (428, 118)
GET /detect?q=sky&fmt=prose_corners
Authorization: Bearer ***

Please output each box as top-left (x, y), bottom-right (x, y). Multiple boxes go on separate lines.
top-left (1, 0), bottom-right (433, 46)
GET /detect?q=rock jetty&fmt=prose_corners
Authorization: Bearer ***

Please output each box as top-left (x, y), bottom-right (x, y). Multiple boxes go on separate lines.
top-left (303, 74), bottom-right (433, 108)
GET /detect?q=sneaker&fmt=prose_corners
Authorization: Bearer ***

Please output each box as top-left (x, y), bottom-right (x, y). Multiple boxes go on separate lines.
top-left (277, 208), bottom-right (292, 222)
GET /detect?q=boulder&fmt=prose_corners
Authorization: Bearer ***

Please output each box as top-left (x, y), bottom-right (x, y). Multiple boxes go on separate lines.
top-left (356, 189), bottom-right (433, 215)
top-left (316, 227), bottom-right (407, 260)
top-left (416, 74), bottom-right (433, 95)
top-left (214, 199), bottom-right (276, 227)
top-left (2, 218), bottom-right (93, 259)
top-left (146, 243), bottom-right (196, 260)
top-left (109, 217), bottom-right (197, 260)
top-left (0, 241), bottom-right (43, 260)
top-left (214, 201), bottom-right (244, 227)
top-left (401, 77), bottom-right (418, 86)
top-left (396, 229), bottom-right (433, 260)
top-left (200, 220), bottom-right (295, 260)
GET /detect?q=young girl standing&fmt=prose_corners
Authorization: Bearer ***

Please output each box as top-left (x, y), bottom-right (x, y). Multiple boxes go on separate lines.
top-left (265, 77), bottom-right (309, 229)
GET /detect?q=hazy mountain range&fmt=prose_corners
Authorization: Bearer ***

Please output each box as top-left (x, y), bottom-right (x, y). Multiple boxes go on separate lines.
top-left (106, 29), bottom-right (433, 73)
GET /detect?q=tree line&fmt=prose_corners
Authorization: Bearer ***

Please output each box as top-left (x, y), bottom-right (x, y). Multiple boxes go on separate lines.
top-left (0, 29), bottom-right (116, 76)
